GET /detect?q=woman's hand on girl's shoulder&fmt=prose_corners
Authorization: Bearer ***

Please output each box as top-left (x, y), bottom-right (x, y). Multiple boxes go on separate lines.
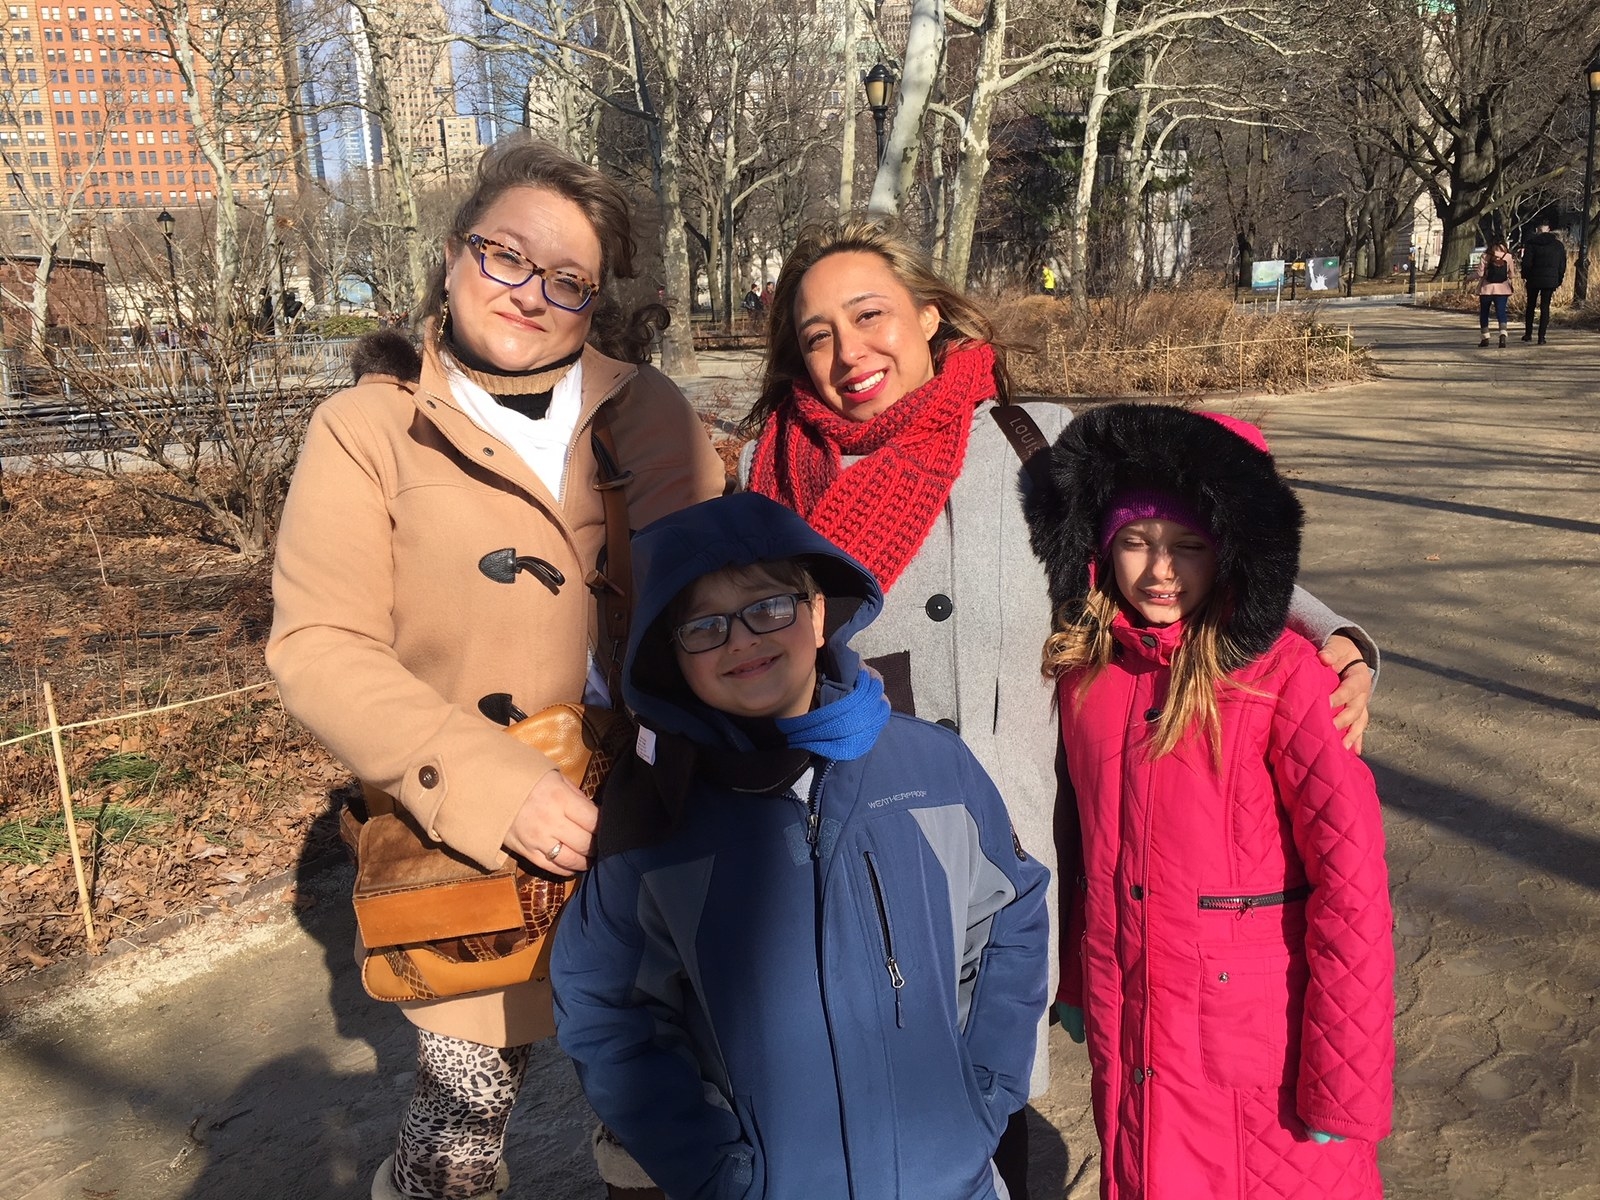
top-left (1317, 635), bottom-right (1373, 754)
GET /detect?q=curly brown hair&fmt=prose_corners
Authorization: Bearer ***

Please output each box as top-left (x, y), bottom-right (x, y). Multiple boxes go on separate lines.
top-left (740, 216), bottom-right (1011, 436)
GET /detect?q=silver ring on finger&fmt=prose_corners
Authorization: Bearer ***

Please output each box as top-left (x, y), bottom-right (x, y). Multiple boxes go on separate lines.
top-left (546, 841), bottom-right (563, 863)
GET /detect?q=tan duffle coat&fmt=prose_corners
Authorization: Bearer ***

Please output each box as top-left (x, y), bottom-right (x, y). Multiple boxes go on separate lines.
top-left (267, 342), bottom-right (725, 1047)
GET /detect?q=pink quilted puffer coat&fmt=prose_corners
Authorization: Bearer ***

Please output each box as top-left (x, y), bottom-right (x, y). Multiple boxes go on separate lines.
top-left (1056, 615), bottom-right (1395, 1200)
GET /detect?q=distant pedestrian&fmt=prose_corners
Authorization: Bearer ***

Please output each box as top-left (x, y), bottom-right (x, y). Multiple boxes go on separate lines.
top-left (1041, 263), bottom-right (1057, 297)
top-left (1025, 403), bottom-right (1395, 1200)
top-left (742, 282), bottom-right (762, 319)
top-left (761, 280), bottom-right (774, 309)
top-left (1519, 222), bottom-right (1566, 344)
top-left (1475, 242), bottom-right (1515, 348)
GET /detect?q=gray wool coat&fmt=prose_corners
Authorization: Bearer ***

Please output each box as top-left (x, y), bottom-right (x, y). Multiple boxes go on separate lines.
top-left (741, 399), bottom-right (1373, 1097)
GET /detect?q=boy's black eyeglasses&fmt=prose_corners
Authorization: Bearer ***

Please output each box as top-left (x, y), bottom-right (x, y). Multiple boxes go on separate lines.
top-left (464, 234), bottom-right (598, 312)
top-left (672, 593), bottom-right (813, 654)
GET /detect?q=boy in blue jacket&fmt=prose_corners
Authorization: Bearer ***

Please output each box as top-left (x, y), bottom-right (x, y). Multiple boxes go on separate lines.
top-left (551, 492), bottom-right (1049, 1200)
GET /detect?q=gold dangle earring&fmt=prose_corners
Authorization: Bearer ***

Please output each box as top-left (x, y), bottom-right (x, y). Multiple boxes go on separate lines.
top-left (440, 292), bottom-right (451, 336)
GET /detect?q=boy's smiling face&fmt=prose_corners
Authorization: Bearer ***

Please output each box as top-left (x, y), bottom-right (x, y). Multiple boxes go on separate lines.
top-left (672, 566), bottom-right (826, 721)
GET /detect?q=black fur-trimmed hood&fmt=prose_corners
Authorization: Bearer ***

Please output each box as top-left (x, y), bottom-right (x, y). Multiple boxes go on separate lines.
top-left (1021, 403), bottom-right (1304, 667)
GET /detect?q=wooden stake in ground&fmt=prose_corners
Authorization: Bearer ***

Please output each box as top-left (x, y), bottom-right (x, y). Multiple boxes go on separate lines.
top-left (43, 681), bottom-right (98, 952)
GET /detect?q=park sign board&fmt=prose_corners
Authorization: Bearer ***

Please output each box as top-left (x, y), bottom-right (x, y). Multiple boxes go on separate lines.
top-left (1251, 260), bottom-right (1286, 293)
top-left (1306, 257), bottom-right (1341, 291)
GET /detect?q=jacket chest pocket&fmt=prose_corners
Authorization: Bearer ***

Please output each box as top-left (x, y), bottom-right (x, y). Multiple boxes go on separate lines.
top-left (1197, 946), bottom-right (1309, 1090)
top-left (863, 851), bottom-right (906, 1028)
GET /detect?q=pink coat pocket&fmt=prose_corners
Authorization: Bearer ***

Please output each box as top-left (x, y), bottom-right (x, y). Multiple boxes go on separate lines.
top-left (1198, 947), bottom-right (1309, 1089)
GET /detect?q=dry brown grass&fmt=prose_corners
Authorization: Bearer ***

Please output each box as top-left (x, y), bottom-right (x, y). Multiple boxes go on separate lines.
top-left (995, 289), bottom-right (1369, 397)
top-left (0, 470), bottom-right (343, 983)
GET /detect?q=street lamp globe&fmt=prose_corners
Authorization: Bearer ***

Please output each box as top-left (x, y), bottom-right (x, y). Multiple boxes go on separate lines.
top-left (861, 63), bottom-right (897, 164)
top-left (156, 208), bottom-right (175, 239)
top-left (862, 63), bottom-right (895, 115)
top-left (1587, 55), bottom-right (1600, 94)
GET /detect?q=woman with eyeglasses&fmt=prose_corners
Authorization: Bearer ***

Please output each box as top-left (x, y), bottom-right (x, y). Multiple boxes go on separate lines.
top-left (740, 216), bottom-right (1379, 1199)
top-left (267, 137), bottom-right (724, 1200)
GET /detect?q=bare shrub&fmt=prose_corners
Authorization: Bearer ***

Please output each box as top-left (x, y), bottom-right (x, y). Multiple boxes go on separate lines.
top-left (997, 290), bottom-right (1369, 397)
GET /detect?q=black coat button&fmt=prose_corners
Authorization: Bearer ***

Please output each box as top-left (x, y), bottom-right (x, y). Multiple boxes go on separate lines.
top-left (1140, 634), bottom-right (1158, 648)
top-left (925, 594), bottom-right (953, 621)
top-left (1144, 708), bottom-right (1162, 722)
top-left (418, 766), bottom-right (440, 788)
top-left (936, 717), bottom-right (960, 733)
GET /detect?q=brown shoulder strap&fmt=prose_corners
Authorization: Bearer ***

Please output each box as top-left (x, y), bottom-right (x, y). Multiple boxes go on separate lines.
top-left (588, 408), bottom-right (634, 702)
top-left (990, 401), bottom-right (1051, 492)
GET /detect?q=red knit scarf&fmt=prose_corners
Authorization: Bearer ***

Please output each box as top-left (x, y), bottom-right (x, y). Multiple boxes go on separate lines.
top-left (748, 341), bottom-right (996, 589)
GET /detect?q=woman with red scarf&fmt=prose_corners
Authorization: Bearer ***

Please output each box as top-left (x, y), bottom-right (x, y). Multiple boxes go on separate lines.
top-left (739, 216), bottom-right (1378, 1199)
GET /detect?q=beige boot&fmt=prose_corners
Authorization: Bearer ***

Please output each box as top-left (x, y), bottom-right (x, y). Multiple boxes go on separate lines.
top-left (370, 1153), bottom-right (512, 1199)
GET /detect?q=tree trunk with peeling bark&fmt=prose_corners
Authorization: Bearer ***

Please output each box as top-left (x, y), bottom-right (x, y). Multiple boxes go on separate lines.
top-left (868, 0), bottom-right (945, 216)
top-left (1068, 0), bottom-right (1119, 309)
top-left (942, 0), bottom-right (1008, 286)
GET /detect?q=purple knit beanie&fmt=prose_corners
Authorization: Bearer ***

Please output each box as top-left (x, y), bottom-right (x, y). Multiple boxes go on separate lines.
top-left (1098, 490), bottom-right (1211, 550)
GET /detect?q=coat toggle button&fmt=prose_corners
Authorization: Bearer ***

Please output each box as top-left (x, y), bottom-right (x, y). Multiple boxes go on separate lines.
top-left (925, 593), bottom-right (953, 621)
top-left (418, 765), bottom-right (439, 788)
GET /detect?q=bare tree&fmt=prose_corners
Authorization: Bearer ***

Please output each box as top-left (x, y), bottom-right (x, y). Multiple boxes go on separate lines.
top-left (1347, 0), bottom-right (1600, 277)
top-left (0, 53), bottom-right (116, 356)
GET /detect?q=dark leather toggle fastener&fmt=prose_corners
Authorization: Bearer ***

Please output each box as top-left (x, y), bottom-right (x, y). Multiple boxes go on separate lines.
top-left (479, 548), bottom-right (565, 593)
top-left (1140, 634), bottom-right (1158, 648)
top-left (478, 693), bottom-right (529, 726)
top-left (925, 593), bottom-right (953, 621)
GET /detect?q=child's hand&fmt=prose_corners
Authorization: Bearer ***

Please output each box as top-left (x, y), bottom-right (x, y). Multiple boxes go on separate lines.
top-left (1306, 1129), bottom-right (1346, 1145)
top-left (1319, 634), bottom-right (1373, 753)
top-left (1051, 1002), bottom-right (1085, 1043)
top-left (502, 768), bottom-right (599, 876)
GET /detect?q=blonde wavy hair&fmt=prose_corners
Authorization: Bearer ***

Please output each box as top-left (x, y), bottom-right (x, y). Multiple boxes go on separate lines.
top-left (1042, 557), bottom-right (1240, 768)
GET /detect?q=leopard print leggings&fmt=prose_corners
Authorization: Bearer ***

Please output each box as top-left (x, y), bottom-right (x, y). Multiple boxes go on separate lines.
top-left (388, 1031), bottom-right (531, 1199)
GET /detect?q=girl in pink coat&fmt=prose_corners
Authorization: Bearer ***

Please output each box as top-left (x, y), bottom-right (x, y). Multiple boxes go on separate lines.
top-left (1022, 404), bottom-right (1394, 1200)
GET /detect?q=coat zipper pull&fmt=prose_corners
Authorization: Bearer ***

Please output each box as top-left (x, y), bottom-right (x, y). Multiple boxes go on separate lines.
top-left (806, 803), bottom-right (821, 858)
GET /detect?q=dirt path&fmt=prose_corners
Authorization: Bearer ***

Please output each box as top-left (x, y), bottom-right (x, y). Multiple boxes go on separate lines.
top-left (2, 303), bottom-right (1596, 1199)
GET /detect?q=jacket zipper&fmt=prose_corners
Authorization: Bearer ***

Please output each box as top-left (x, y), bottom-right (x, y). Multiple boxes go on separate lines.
top-left (862, 851), bottom-right (905, 1028)
top-left (803, 762), bottom-right (833, 860)
top-left (1196, 884), bottom-right (1312, 913)
top-left (1135, 683), bottom-right (1157, 1187)
top-left (558, 365), bottom-right (638, 505)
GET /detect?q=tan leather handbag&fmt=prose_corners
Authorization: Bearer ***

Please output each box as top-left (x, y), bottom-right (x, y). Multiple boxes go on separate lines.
top-left (344, 703), bottom-right (627, 1002)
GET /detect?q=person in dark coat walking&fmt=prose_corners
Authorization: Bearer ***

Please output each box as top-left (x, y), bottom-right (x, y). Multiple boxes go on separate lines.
top-left (1520, 222), bottom-right (1567, 344)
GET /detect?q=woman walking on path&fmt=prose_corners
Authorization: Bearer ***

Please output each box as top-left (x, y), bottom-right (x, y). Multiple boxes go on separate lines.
top-left (1025, 404), bottom-right (1394, 1199)
top-left (267, 137), bottom-right (723, 1200)
top-left (739, 216), bottom-right (1379, 1198)
top-left (1475, 241), bottom-right (1516, 348)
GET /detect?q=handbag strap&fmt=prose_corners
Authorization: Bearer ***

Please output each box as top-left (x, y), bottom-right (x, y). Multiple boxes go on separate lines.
top-left (588, 406), bottom-right (633, 701)
top-left (989, 398), bottom-right (1051, 493)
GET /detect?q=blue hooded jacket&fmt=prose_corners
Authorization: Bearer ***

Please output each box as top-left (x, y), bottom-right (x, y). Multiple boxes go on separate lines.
top-left (551, 493), bottom-right (1049, 1200)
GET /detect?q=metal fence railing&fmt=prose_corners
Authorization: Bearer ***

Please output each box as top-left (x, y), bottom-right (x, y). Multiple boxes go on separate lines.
top-left (2, 338), bottom-right (359, 404)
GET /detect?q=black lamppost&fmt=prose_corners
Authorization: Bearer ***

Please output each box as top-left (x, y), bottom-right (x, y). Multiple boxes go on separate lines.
top-left (156, 208), bottom-right (181, 335)
top-left (1573, 55), bottom-right (1600, 304)
top-left (862, 63), bottom-right (896, 164)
